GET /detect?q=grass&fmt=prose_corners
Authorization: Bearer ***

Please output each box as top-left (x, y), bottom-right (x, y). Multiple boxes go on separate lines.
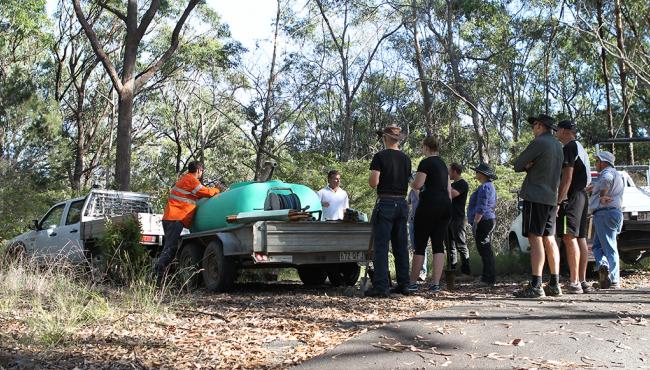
top-left (0, 253), bottom-right (175, 347)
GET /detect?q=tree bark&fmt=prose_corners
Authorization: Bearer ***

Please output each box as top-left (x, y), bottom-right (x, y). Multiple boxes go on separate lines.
top-left (613, 0), bottom-right (634, 164)
top-left (596, 0), bottom-right (615, 152)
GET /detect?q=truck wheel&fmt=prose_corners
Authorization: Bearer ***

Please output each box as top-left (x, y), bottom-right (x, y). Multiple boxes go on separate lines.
top-left (202, 240), bottom-right (236, 292)
top-left (297, 265), bottom-right (327, 286)
top-left (4, 242), bottom-right (26, 264)
top-left (178, 243), bottom-right (204, 291)
top-left (327, 263), bottom-right (361, 286)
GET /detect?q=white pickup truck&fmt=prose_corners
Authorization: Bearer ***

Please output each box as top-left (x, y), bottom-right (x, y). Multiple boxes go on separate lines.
top-left (508, 169), bottom-right (650, 264)
top-left (5, 190), bottom-right (164, 262)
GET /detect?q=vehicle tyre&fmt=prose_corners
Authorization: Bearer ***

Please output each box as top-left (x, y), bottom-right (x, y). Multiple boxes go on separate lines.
top-left (297, 265), bottom-right (327, 286)
top-left (178, 243), bottom-right (204, 291)
top-left (620, 251), bottom-right (645, 265)
top-left (202, 240), bottom-right (236, 292)
top-left (3, 242), bottom-right (26, 264)
top-left (327, 263), bottom-right (361, 286)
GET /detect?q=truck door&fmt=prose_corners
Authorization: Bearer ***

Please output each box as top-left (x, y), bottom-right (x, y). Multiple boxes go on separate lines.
top-left (33, 203), bottom-right (66, 259)
top-left (58, 199), bottom-right (85, 262)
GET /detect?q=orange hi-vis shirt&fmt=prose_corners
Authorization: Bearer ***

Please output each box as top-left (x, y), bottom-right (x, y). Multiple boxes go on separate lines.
top-left (162, 173), bottom-right (220, 228)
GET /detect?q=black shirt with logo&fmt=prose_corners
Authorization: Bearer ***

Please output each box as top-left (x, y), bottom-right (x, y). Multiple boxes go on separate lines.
top-left (563, 140), bottom-right (589, 194)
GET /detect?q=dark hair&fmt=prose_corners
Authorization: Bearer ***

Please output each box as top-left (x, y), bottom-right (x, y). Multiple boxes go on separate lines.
top-left (187, 161), bottom-right (204, 173)
top-left (450, 163), bottom-right (463, 174)
top-left (327, 170), bottom-right (340, 180)
top-left (422, 136), bottom-right (439, 152)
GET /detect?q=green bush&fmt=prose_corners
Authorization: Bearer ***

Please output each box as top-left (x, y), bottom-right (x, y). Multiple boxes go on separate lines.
top-left (95, 215), bottom-right (150, 286)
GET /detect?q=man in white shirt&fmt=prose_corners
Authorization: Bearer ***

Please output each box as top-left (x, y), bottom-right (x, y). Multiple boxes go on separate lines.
top-left (317, 170), bottom-right (349, 220)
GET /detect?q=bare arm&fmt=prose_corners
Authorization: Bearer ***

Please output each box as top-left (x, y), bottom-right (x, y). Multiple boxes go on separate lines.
top-left (558, 166), bottom-right (573, 203)
top-left (369, 170), bottom-right (380, 189)
top-left (448, 178), bottom-right (453, 200)
top-left (411, 172), bottom-right (426, 190)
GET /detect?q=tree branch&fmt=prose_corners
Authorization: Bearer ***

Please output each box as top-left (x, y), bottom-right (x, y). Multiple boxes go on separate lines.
top-left (72, 0), bottom-right (123, 92)
top-left (97, 0), bottom-right (127, 23)
top-left (134, 0), bottom-right (200, 91)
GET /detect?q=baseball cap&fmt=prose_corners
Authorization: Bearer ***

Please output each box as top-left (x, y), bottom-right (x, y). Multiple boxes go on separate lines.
top-left (558, 120), bottom-right (576, 130)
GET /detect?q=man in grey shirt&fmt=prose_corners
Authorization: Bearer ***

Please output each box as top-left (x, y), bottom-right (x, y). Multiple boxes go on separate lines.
top-left (512, 114), bottom-right (564, 298)
top-left (588, 151), bottom-right (624, 289)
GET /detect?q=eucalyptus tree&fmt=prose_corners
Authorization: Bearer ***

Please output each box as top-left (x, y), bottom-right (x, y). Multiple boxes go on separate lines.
top-left (72, 0), bottom-right (202, 190)
top-left (310, 0), bottom-right (403, 161)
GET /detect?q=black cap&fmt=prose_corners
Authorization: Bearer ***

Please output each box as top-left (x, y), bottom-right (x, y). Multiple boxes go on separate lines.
top-left (558, 120), bottom-right (576, 130)
top-left (472, 163), bottom-right (497, 180)
top-left (527, 114), bottom-right (557, 131)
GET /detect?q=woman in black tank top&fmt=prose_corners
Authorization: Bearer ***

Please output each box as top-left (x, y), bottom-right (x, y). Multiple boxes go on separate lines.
top-left (408, 136), bottom-right (452, 293)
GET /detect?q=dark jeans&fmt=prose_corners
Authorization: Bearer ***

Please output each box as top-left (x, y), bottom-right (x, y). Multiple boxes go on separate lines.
top-left (446, 218), bottom-right (469, 269)
top-left (372, 198), bottom-right (410, 292)
top-left (156, 220), bottom-right (184, 277)
top-left (474, 218), bottom-right (496, 284)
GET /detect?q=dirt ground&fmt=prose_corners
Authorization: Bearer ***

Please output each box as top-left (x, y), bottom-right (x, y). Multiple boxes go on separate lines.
top-left (1, 270), bottom-right (649, 370)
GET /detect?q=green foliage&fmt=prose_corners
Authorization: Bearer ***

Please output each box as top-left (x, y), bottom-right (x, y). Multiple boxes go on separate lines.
top-left (95, 216), bottom-right (149, 286)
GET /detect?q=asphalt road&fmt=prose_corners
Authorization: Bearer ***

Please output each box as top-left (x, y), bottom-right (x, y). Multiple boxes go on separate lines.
top-left (297, 287), bottom-right (650, 369)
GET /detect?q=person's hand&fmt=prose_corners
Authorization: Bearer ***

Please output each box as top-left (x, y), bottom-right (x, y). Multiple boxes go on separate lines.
top-left (322, 201), bottom-right (330, 207)
top-left (600, 195), bottom-right (613, 205)
top-left (524, 161), bottom-right (534, 170)
top-left (585, 184), bottom-right (594, 193)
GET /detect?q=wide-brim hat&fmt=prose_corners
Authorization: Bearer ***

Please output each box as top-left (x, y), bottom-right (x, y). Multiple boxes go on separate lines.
top-left (596, 151), bottom-right (615, 166)
top-left (376, 124), bottom-right (406, 141)
top-left (527, 114), bottom-right (558, 131)
top-left (473, 162), bottom-right (498, 180)
top-left (558, 119), bottom-right (576, 131)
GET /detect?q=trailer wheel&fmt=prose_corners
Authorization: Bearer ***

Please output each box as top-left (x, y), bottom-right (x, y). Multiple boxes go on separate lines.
top-left (297, 265), bottom-right (327, 286)
top-left (178, 243), bottom-right (204, 291)
top-left (327, 263), bottom-right (361, 286)
top-left (202, 240), bottom-right (236, 292)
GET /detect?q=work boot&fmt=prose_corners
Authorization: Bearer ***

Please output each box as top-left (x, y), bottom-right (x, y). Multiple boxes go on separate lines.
top-left (598, 265), bottom-right (612, 289)
top-left (389, 284), bottom-right (412, 296)
top-left (364, 287), bottom-right (389, 298)
top-left (514, 284), bottom-right (545, 298)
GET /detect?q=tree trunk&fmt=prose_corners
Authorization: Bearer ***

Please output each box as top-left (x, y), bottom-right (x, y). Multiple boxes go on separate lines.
top-left (72, 91), bottom-right (85, 192)
top-left (115, 88), bottom-right (134, 190)
top-left (411, 0), bottom-right (434, 136)
top-left (614, 0), bottom-right (634, 164)
top-left (596, 0), bottom-right (615, 152)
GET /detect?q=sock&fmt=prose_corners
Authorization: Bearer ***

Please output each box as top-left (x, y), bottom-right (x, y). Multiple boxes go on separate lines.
top-left (531, 275), bottom-right (542, 288)
top-left (550, 274), bottom-right (559, 286)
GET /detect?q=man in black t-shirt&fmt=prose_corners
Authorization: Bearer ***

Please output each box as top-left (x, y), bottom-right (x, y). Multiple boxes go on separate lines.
top-left (446, 163), bottom-right (471, 277)
top-left (556, 120), bottom-right (592, 294)
top-left (366, 124), bottom-right (412, 297)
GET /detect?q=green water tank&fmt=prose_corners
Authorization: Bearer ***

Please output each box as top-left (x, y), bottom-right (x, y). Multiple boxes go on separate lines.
top-left (190, 180), bottom-right (322, 232)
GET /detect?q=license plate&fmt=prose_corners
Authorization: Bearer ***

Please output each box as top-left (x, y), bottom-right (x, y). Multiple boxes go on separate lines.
top-left (339, 251), bottom-right (365, 262)
top-left (638, 212), bottom-right (650, 221)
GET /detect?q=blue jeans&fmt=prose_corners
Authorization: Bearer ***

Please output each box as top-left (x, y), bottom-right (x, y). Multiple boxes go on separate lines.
top-left (372, 198), bottom-right (410, 292)
top-left (409, 221), bottom-right (427, 275)
top-left (592, 209), bottom-right (623, 284)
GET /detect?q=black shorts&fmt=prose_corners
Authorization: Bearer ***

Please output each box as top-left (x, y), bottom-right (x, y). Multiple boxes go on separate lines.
top-left (522, 200), bottom-right (557, 237)
top-left (557, 190), bottom-right (588, 238)
top-left (413, 199), bottom-right (451, 255)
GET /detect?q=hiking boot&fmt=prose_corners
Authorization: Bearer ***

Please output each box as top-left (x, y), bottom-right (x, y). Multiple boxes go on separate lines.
top-left (566, 282), bottom-right (583, 294)
top-left (598, 265), bottom-right (612, 289)
top-left (580, 281), bottom-right (593, 293)
top-left (514, 284), bottom-right (545, 298)
top-left (390, 284), bottom-right (413, 295)
top-left (430, 284), bottom-right (442, 293)
top-left (544, 284), bottom-right (563, 297)
top-left (364, 287), bottom-right (389, 298)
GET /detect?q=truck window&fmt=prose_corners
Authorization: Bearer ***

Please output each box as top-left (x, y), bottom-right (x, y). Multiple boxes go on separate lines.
top-left (40, 204), bottom-right (65, 229)
top-left (66, 200), bottom-right (85, 225)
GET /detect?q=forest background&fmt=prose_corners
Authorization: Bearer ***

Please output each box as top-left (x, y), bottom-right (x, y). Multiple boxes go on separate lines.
top-left (1, 0), bottom-right (649, 243)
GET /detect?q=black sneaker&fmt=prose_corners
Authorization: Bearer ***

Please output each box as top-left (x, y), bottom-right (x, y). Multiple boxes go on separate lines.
top-left (389, 284), bottom-right (412, 296)
top-left (598, 265), bottom-right (612, 289)
top-left (364, 287), bottom-right (389, 298)
top-left (544, 284), bottom-right (563, 297)
top-left (514, 284), bottom-right (545, 298)
top-left (580, 281), bottom-right (594, 293)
